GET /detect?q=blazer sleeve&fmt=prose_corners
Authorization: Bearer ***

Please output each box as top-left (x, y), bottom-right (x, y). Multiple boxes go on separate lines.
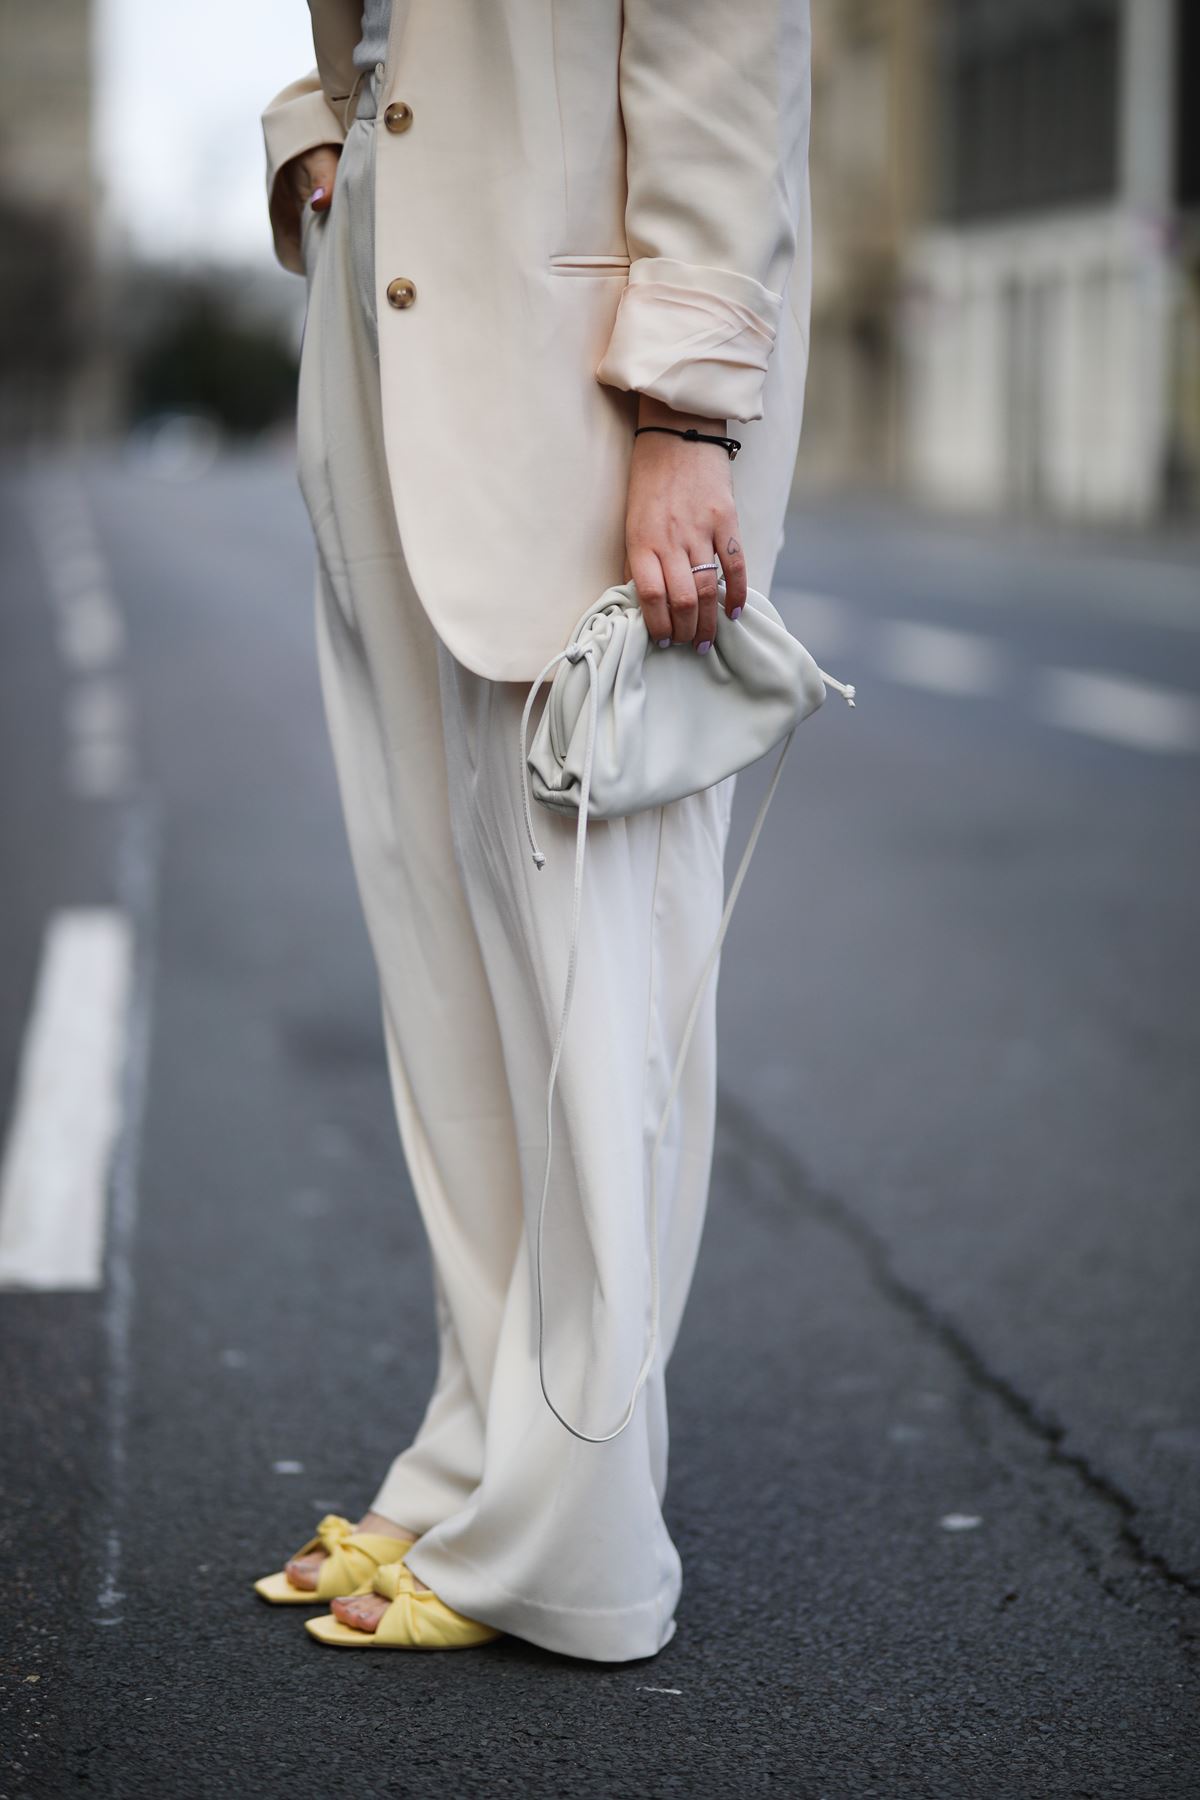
top-left (261, 70), bottom-right (348, 275)
top-left (595, 0), bottom-right (811, 424)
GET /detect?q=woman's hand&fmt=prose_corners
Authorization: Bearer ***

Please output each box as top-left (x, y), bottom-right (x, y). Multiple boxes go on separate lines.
top-left (283, 143), bottom-right (342, 216)
top-left (623, 396), bottom-right (748, 653)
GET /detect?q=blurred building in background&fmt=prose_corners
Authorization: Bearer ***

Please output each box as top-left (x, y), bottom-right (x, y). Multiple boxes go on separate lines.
top-left (3, 0), bottom-right (1195, 519)
top-left (0, 1), bottom-right (297, 453)
top-left (800, 0), bottom-right (1199, 523)
top-left (907, 0), bottom-right (1194, 522)
top-left (797, 0), bottom-right (929, 497)
top-left (0, 0), bottom-right (116, 443)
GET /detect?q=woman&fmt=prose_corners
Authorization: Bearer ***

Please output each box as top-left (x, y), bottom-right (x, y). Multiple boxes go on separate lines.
top-left (255, 0), bottom-right (812, 1661)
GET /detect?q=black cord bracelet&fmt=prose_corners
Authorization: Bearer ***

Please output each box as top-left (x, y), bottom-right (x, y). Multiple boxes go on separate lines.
top-left (634, 425), bottom-right (742, 461)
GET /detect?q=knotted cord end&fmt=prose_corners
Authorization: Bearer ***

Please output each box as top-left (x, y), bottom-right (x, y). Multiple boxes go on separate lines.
top-left (531, 849), bottom-right (547, 870)
top-left (819, 670), bottom-right (857, 708)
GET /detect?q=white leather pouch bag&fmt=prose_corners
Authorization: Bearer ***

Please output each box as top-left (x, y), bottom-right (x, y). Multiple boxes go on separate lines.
top-left (518, 579), bottom-right (856, 1444)
top-left (524, 579), bottom-right (841, 822)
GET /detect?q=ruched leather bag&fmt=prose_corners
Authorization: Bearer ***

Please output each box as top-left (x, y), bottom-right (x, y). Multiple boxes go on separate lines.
top-left (523, 580), bottom-right (842, 821)
top-left (517, 579), bottom-right (856, 1444)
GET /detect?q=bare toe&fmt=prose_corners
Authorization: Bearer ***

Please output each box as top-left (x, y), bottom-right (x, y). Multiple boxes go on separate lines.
top-left (331, 1593), bottom-right (389, 1633)
top-left (285, 1552), bottom-right (325, 1591)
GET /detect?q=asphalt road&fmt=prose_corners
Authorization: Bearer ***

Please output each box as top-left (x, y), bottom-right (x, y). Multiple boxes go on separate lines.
top-left (1, 449), bottom-right (1197, 1798)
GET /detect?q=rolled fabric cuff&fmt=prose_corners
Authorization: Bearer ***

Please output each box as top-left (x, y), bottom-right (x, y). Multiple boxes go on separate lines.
top-left (595, 256), bottom-right (782, 424)
top-left (262, 81), bottom-right (347, 275)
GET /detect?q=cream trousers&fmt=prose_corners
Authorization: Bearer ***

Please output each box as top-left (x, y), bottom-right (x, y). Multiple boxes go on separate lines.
top-left (295, 107), bottom-right (738, 1662)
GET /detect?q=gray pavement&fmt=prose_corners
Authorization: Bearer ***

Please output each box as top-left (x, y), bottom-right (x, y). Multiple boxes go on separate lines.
top-left (0, 451), bottom-right (1197, 1797)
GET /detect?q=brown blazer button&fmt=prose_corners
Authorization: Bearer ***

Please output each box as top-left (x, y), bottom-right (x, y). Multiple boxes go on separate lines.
top-left (384, 100), bottom-right (413, 133)
top-left (386, 277), bottom-right (416, 310)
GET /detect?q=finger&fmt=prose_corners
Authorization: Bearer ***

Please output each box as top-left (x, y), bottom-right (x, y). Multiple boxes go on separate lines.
top-left (662, 549), bottom-right (700, 646)
top-left (288, 155), bottom-right (316, 205)
top-left (629, 547), bottom-right (672, 645)
top-left (688, 548), bottom-right (720, 652)
top-left (717, 514), bottom-right (749, 616)
top-left (291, 145), bottom-right (341, 210)
top-left (307, 146), bottom-right (342, 209)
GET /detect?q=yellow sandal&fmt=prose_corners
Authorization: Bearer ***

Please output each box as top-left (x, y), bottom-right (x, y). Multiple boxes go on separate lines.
top-left (305, 1557), bottom-right (500, 1650)
top-left (253, 1513), bottom-right (416, 1605)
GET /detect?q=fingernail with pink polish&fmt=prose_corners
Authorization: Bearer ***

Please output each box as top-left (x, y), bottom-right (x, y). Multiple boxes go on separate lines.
top-left (311, 187), bottom-right (326, 205)
top-left (657, 637), bottom-right (672, 649)
top-left (730, 605), bottom-right (743, 621)
top-left (696, 640), bottom-right (712, 654)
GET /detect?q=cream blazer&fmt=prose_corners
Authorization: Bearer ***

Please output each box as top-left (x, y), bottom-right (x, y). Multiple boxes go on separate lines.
top-left (263, 1), bottom-right (812, 682)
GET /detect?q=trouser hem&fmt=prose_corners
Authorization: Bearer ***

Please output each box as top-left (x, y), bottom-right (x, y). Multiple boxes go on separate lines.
top-left (403, 1539), bottom-right (678, 1664)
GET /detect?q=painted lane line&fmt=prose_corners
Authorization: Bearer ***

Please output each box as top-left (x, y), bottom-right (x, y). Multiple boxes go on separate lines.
top-left (877, 621), bottom-right (1007, 697)
top-left (771, 594), bottom-right (1200, 758)
top-left (63, 676), bottom-right (135, 799)
top-left (0, 909), bottom-right (135, 1291)
top-left (64, 676), bottom-right (132, 740)
top-left (29, 476), bottom-right (137, 802)
top-left (771, 586), bottom-right (853, 651)
top-left (1036, 668), bottom-right (1200, 754)
top-left (46, 550), bottom-right (106, 595)
top-left (55, 587), bottom-right (127, 671)
top-left (96, 802), bottom-right (159, 1624)
top-left (68, 737), bottom-right (135, 802)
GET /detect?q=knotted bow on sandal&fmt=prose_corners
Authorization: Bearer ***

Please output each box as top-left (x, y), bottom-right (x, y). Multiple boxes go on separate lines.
top-left (253, 1513), bottom-right (416, 1605)
top-left (305, 1557), bottom-right (501, 1650)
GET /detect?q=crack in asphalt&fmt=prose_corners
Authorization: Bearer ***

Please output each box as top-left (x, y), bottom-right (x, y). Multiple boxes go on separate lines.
top-left (717, 1087), bottom-right (1200, 1622)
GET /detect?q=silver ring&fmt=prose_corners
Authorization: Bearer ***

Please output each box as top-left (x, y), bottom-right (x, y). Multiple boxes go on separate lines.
top-left (690, 560), bottom-right (719, 575)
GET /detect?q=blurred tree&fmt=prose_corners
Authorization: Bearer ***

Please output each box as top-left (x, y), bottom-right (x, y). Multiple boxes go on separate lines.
top-left (130, 289), bottom-right (298, 436)
top-left (0, 196), bottom-right (89, 440)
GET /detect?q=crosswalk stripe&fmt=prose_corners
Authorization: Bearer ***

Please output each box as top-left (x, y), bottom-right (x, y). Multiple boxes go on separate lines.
top-left (0, 909), bottom-right (134, 1291)
top-left (876, 621), bottom-right (1007, 696)
top-left (1036, 668), bottom-right (1200, 754)
top-left (770, 588), bottom-right (1200, 752)
top-left (772, 587), bottom-right (854, 650)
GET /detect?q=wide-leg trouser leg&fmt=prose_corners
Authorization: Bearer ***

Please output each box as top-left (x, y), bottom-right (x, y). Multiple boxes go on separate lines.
top-left (297, 121), bottom-right (524, 1535)
top-left (297, 115), bottom-right (736, 1661)
top-left (404, 658), bottom-right (735, 1660)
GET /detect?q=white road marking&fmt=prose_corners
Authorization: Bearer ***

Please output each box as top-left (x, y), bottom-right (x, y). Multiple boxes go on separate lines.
top-left (1037, 668), bottom-right (1200, 753)
top-left (29, 477), bottom-right (136, 801)
top-left (877, 621), bottom-right (1007, 696)
top-left (0, 910), bottom-right (134, 1290)
top-left (940, 1514), bottom-right (983, 1531)
top-left (18, 475), bottom-right (156, 1621)
top-left (888, 1423), bottom-right (925, 1443)
top-left (771, 586), bottom-right (853, 650)
top-left (95, 803), bottom-right (159, 1625)
top-left (69, 737), bottom-right (135, 801)
top-left (772, 586), bottom-right (1200, 753)
top-left (63, 675), bottom-right (135, 798)
top-left (55, 586), bottom-right (127, 671)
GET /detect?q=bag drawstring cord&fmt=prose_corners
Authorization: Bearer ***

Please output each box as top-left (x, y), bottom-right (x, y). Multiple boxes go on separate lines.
top-left (517, 646), bottom-right (855, 1443)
